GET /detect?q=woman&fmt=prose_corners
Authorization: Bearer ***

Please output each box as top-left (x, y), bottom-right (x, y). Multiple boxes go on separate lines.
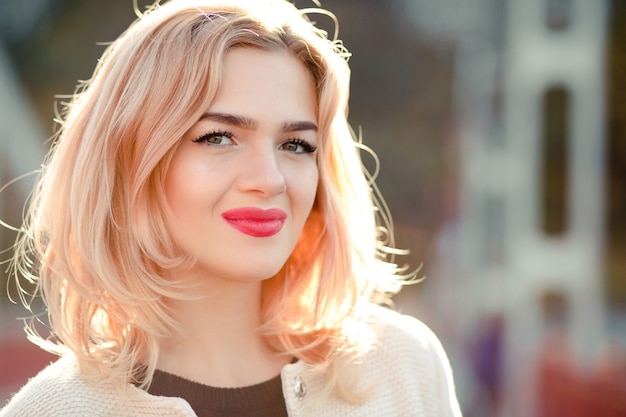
top-left (1, 0), bottom-right (462, 415)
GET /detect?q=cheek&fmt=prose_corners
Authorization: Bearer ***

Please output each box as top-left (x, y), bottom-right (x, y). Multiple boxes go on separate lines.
top-left (164, 169), bottom-right (191, 215)
top-left (164, 153), bottom-right (220, 211)
top-left (296, 165), bottom-right (319, 212)
top-left (164, 158), bottom-right (211, 223)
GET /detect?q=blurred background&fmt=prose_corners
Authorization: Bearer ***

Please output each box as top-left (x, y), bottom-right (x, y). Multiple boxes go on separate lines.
top-left (0, 0), bottom-right (624, 415)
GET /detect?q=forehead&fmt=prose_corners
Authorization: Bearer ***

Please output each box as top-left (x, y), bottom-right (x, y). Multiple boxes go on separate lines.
top-left (207, 48), bottom-right (318, 124)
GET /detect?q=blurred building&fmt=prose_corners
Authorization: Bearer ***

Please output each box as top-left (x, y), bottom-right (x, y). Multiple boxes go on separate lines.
top-left (397, 0), bottom-right (611, 416)
top-left (0, 0), bottom-right (49, 208)
top-left (0, 0), bottom-right (62, 402)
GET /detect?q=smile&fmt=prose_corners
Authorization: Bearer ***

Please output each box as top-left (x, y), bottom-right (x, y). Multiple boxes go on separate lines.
top-left (221, 207), bottom-right (287, 237)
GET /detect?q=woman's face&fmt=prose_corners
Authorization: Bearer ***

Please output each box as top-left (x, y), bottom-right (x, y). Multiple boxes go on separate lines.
top-left (164, 47), bottom-right (319, 284)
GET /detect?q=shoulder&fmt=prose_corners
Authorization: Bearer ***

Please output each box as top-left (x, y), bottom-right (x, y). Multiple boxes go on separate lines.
top-left (364, 303), bottom-right (446, 358)
top-left (0, 354), bottom-right (194, 417)
top-left (1, 354), bottom-right (91, 416)
top-left (284, 304), bottom-right (463, 416)
top-left (360, 304), bottom-right (463, 416)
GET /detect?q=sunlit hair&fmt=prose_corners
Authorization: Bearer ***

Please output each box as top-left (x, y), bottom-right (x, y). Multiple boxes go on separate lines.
top-left (12, 0), bottom-right (409, 400)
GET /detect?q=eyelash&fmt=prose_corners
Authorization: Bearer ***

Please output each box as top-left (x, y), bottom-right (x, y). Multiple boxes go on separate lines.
top-left (191, 130), bottom-right (233, 145)
top-left (285, 138), bottom-right (318, 154)
top-left (191, 130), bottom-right (317, 154)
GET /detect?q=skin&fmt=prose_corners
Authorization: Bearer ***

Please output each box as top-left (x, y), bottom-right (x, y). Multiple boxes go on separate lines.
top-left (158, 47), bottom-right (319, 387)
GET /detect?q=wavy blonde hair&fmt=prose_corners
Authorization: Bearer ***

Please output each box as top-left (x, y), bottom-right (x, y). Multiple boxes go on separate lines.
top-left (12, 0), bottom-right (408, 399)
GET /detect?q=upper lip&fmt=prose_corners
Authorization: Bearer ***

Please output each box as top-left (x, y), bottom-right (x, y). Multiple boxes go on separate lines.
top-left (221, 207), bottom-right (287, 221)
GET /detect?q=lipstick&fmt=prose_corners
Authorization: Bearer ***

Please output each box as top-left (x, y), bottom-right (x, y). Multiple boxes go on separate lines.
top-left (221, 207), bottom-right (287, 237)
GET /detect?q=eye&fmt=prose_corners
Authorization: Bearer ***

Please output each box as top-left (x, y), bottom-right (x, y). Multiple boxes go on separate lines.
top-left (192, 130), bottom-right (234, 146)
top-left (280, 138), bottom-right (317, 154)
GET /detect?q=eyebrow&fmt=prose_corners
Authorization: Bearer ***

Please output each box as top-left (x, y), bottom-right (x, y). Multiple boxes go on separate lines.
top-left (199, 112), bottom-right (317, 133)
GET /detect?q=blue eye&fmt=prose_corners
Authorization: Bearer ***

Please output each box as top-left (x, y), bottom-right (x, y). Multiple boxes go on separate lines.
top-left (192, 130), bottom-right (234, 146)
top-left (280, 139), bottom-right (317, 154)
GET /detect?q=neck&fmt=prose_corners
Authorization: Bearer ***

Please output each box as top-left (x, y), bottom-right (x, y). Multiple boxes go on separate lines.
top-left (156, 277), bottom-right (290, 387)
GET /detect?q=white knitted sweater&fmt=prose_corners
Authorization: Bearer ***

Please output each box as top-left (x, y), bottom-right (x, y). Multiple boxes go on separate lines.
top-left (1, 305), bottom-right (462, 416)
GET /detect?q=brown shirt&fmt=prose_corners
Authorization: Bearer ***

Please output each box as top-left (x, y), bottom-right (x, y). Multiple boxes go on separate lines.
top-left (147, 370), bottom-right (288, 417)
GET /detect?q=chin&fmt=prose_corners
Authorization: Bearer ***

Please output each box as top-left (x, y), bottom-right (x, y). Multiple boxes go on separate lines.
top-left (210, 262), bottom-right (287, 283)
top-left (241, 264), bottom-right (285, 282)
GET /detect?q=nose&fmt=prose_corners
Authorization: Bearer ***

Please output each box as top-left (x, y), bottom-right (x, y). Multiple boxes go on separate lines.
top-left (238, 146), bottom-right (287, 197)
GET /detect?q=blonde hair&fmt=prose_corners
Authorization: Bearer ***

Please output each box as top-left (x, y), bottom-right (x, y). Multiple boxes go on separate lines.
top-left (12, 0), bottom-right (408, 399)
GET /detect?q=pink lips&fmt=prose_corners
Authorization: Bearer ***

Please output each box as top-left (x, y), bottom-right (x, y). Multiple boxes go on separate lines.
top-left (221, 207), bottom-right (287, 237)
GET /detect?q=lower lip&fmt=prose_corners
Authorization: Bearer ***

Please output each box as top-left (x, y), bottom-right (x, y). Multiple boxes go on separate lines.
top-left (222, 208), bottom-right (286, 238)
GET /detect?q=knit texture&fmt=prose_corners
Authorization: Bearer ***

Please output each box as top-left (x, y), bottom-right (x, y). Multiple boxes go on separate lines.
top-left (1, 305), bottom-right (462, 416)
